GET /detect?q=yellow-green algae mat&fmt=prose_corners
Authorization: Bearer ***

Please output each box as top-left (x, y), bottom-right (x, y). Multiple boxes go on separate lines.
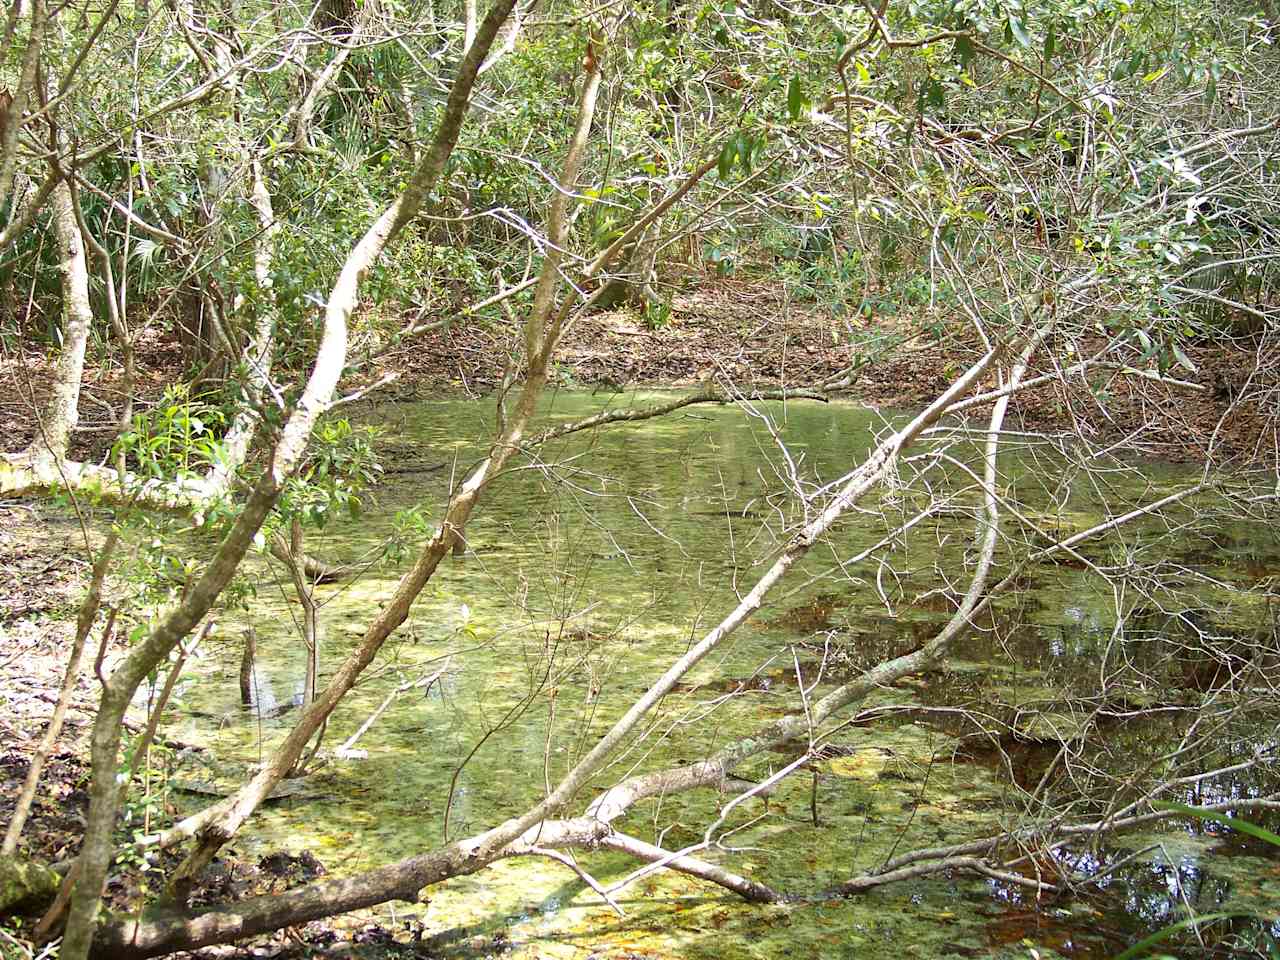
top-left (147, 392), bottom-right (1278, 959)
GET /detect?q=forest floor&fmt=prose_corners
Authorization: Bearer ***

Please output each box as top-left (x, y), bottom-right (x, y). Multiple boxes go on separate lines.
top-left (377, 278), bottom-right (1276, 466)
top-left (3, 277), bottom-right (1277, 467)
top-left (1, 277), bottom-right (1276, 956)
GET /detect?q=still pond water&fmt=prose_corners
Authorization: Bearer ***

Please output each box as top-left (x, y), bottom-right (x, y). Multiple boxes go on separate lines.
top-left (163, 390), bottom-right (1280, 959)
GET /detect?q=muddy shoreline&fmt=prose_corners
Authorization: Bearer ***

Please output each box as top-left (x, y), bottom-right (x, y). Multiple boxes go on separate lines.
top-left (3, 281), bottom-right (1276, 468)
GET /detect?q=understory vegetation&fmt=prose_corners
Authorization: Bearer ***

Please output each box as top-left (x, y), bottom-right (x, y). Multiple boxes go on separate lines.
top-left (1, 0), bottom-right (1278, 958)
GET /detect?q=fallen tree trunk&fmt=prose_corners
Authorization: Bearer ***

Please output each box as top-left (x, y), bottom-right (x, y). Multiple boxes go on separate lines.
top-left (266, 537), bottom-right (356, 583)
top-left (0, 452), bottom-right (218, 510)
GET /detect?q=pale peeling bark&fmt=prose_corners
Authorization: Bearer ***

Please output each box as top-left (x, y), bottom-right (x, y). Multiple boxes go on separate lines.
top-left (26, 178), bottom-right (94, 462)
top-left (463, 0), bottom-right (477, 56)
top-left (0, 454), bottom-right (218, 508)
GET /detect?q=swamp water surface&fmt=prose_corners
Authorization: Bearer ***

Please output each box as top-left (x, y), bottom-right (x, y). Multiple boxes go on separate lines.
top-left (159, 391), bottom-right (1280, 959)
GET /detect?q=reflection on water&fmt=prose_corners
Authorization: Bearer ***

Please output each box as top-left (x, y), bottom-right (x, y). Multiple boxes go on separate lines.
top-left (981, 838), bottom-right (1280, 958)
top-left (154, 390), bottom-right (1279, 959)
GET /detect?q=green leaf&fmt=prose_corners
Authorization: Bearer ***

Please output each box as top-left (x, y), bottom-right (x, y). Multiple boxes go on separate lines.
top-left (1153, 801), bottom-right (1280, 848)
top-left (1043, 23), bottom-right (1056, 60)
top-left (1113, 913), bottom-right (1258, 960)
top-left (855, 60), bottom-right (871, 84)
top-left (787, 74), bottom-right (803, 121)
top-left (751, 130), bottom-right (768, 164)
top-left (718, 140), bottom-right (735, 181)
top-left (954, 35), bottom-right (977, 68)
top-left (1008, 16), bottom-right (1031, 49)
top-left (1170, 343), bottom-right (1197, 373)
top-left (925, 77), bottom-right (944, 109)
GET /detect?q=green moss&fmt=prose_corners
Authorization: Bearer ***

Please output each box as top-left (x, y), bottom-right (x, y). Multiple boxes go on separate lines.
top-left (0, 857), bottom-right (61, 915)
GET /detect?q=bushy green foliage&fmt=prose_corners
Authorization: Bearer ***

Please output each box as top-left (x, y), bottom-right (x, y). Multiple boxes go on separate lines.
top-left (277, 418), bottom-right (382, 528)
top-left (8, 0), bottom-right (1271, 361)
top-left (112, 386), bottom-right (227, 481)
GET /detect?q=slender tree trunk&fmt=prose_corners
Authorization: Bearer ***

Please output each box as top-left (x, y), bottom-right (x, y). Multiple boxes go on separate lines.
top-left (292, 8), bottom-right (369, 149)
top-left (463, 0), bottom-right (477, 56)
top-left (278, 518), bottom-right (319, 708)
top-left (161, 11), bottom-right (588, 897)
top-left (0, 0), bottom-right (45, 214)
top-left (204, 158), bottom-right (276, 497)
top-left (27, 177), bottom-right (94, 461)
top-left (239, 627), bottom-right (256, 705)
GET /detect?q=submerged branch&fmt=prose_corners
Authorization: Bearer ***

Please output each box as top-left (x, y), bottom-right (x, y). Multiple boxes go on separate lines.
top-left (526, 385), bottom-right (828, 447)
top-left (267, 537), bottom-right (357, 584)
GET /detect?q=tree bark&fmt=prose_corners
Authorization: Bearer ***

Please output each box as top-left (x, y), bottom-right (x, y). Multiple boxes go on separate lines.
top-left (0, 0), bottom-right (45, 214)
top-left (238, 627), bottom-right (256, 706)
top-left (292, 5), bottom-right (370, 149)
top-left (203, 158), bottom-right (277, 498)
top-left (463, 0), bottom-right (477, 56)
top-left (26, 177), bottom-right (94, 462)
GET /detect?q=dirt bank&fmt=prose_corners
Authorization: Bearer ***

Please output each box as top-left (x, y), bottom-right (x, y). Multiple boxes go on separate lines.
top-left (382, 280), bottom-right (1277, 466)
top-left (3, 279), bottom-right (1275, 467)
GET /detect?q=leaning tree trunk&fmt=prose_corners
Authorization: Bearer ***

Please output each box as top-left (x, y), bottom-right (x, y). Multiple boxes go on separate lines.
top-left (161, 8), bottom-right (589, 899)
top-left (53, 4), bottom-right (522, 957)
